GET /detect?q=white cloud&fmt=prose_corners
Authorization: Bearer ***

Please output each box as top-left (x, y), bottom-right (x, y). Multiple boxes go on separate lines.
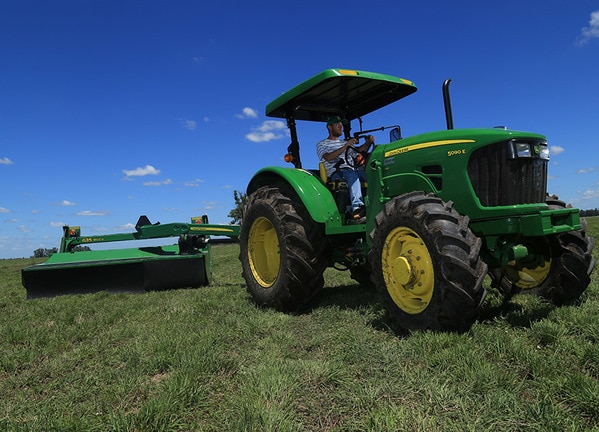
top-left (143, 178), bottom-right (173, 187)
top-left (202, 201), bottom-right (219, 210)
top-left (122, 165), bottom-right (161, 177)
top-left (18, 225), bottom-right (31, 233)
top-left (0, 157), bottom-right (14, 165)
top-left (236, 107), bottom-right (259, 119)
top-left (50, 221), bottom-right (65, 227)
top-left (582, 189), bottom-right (598, 200)
top-left (61, 200), bottom-right (76, 206)
top-left (0, 207), bottom-right (9, 213)
top-left (577, 10), bottom-right (599, 45)
top-left (246, 120), bottom-right (287, 143)
top-left (577, 167), bottom-right (597, 174)
top-left (117, 223), bottom-right (136, 231)
top-left (76, 210), bottom-right (109, 216)
top-left (550, 145), bottom-right (564, 156)
top-left (180, 119), bottom-right (197, 130)
top-left (184, 178), bottom-right (204, 187)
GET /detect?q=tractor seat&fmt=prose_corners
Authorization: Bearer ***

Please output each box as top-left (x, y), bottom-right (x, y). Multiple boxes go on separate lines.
top-left (318, 162), bottom-right (328, 184)
top-left (318, 162), bottom-right (367, 188)
top-left (318, 162), bottom-right (344, 190)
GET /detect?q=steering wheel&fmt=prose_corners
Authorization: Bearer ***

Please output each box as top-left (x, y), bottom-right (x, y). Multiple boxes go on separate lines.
top-left (344, 138), bottom-right (374, 169)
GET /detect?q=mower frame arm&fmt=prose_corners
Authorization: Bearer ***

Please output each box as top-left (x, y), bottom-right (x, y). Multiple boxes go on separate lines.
top-left (59, 222), bottom-right (240, 253)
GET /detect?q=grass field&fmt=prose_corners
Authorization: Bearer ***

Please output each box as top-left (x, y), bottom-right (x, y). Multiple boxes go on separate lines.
top-left (1, 218), bottom-right (598, 431)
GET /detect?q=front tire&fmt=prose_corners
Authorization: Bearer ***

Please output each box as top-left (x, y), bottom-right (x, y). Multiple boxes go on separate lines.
top-left (490, 194), bottom-right (596, 304)
top-left (369, 192), bottom-right (487, 332)
top-left (239, 185), bottom-right (328, 311)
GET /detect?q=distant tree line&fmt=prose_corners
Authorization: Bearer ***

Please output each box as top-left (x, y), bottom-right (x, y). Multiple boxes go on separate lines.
top-left (32, 246), bottom-right (91, 258)
top-left (580, 209), bottom-right (599, 217)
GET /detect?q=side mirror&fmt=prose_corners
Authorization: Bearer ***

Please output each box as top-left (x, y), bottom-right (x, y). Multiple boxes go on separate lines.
top-left (390, 126), bottom-right (402, 142)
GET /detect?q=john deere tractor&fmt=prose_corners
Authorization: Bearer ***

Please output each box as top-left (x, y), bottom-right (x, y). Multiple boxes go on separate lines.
top-left (239, 69), bottom-right (596, 332)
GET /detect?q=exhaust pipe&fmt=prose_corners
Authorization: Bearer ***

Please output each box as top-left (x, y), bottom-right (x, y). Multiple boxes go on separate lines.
top-left (443, 79), bottom-right (454, 130)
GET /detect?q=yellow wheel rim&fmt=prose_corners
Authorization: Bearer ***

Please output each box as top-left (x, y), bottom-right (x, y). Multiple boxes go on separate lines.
top-left (502, 237), bottom-right (552, 290)
top-left (504, 259), bottom-right (551, 290)
top-left (247, 216), bottom-right (280, 288)
top-left (381, 227), bottom-right (434, 314)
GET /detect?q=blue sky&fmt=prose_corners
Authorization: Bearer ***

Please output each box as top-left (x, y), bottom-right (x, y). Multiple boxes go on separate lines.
top-left (1, 1), bottom-right (598, 259)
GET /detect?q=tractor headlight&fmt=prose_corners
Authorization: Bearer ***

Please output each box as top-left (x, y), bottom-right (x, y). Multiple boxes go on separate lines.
top-left (538, 144), bottom-right (550, 160)
top-left (507, 140), bottom-right (549, 160)
top-left (514, 142), bottom-right (532, 158)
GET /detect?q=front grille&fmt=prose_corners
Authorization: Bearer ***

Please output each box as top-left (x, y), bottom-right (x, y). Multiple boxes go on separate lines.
top-left (468, 141), bottom-right (548, 207)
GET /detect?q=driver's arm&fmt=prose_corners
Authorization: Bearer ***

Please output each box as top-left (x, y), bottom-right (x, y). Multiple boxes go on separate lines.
top-left (322, 138), bottom-right (358, 162)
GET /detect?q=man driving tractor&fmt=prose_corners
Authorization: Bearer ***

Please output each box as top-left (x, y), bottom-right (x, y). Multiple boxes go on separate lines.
top-left (316, 116), bottom-right (375, 223)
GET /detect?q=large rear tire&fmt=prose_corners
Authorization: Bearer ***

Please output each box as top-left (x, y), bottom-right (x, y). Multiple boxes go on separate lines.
top-left (369, 192), bottom-right (487, 333)
top-left (490, 194), bottom-right (596, 304)
top-left (239, 185), bottom-right (328, 311)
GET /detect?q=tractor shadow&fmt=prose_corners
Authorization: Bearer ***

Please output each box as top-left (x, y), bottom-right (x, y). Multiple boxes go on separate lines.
top-left (312, 283), bottom-right (379, 310)
top-left (302, 282), bottom-right (402, 335)
top-left (304, 282), bottom-right (580, 334)
top-left (475, 287), bottom-right (584, 329)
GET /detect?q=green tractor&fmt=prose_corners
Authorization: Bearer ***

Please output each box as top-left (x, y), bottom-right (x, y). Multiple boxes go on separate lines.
top-left (238, 69), bottom-right (596, 332)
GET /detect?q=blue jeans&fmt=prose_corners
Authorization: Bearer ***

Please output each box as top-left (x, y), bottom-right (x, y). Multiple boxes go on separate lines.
top-left (332, 168), bottom-right (365, 211)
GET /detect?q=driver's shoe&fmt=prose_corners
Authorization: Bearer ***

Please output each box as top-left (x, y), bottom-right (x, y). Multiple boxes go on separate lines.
top-left (351, 206), bottom-right (366, 224)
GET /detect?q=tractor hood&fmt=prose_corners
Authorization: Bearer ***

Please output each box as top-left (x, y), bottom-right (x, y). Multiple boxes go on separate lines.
top-left (266, 69), bottom-right (417, 122)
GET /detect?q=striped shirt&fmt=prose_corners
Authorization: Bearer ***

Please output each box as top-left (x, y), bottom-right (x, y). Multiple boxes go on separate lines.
top-left (316, 138), bottom-right (352, 173)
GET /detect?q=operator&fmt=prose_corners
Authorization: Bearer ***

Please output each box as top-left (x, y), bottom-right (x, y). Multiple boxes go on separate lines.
top-left (316, 116), bottom-right (375, 223)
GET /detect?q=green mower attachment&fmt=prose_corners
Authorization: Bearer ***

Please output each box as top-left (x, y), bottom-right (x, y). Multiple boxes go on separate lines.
top-left (22, 215), bottom-right (240, 299)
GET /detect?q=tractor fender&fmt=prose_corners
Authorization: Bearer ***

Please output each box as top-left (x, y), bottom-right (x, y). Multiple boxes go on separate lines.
top-left (246, 166), bottom-right (342, 226)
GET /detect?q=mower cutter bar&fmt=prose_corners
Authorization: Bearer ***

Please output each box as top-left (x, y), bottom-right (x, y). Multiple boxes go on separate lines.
top-left (21, 215), bottom-right (240, 299)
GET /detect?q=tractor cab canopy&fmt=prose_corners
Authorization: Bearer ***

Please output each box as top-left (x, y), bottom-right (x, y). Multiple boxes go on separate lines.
top-left (266, 69), bottom-right (417, 123)
top-left (266, 69), bottom-right (417, 168)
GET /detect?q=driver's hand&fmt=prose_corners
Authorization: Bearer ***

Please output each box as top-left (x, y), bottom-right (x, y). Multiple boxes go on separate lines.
top-left (366, 135), bottom-right (375, 144)
top-left (346, 138), bottom-right (358, 147)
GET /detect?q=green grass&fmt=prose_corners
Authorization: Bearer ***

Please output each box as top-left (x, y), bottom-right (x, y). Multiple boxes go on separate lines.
top-left (1, 218), bottom-right (598, 431)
